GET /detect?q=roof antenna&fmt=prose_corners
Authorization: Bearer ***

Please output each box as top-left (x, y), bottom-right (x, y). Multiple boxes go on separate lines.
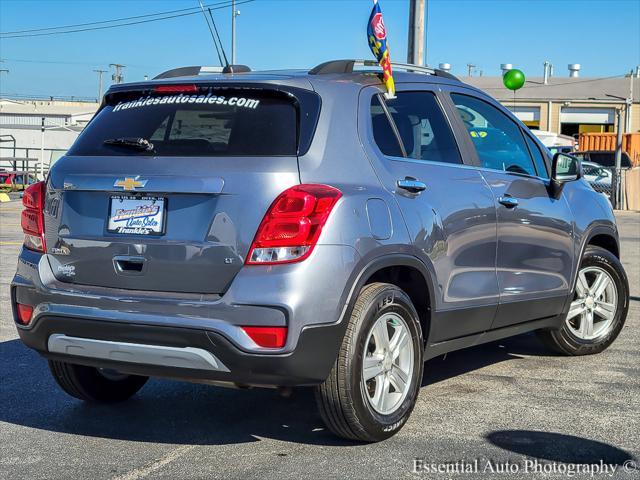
top-left (207, 7), bottom-right (230, 69)
top-left (197, 0), bottom-right (224, 67)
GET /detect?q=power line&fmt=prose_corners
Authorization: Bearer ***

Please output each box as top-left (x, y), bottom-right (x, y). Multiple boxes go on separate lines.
top-left (481, 74), bottom-right (629, 90)
top-left (0, 0), bottom-right (255, 39)
top-left (0, 1), bottom-right (235, 35)
top-left (2, 58), bottom-right (160, 68)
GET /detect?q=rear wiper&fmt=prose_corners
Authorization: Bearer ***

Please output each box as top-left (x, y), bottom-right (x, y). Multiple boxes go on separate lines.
top-left (103, 137), bottom-right (155, 152)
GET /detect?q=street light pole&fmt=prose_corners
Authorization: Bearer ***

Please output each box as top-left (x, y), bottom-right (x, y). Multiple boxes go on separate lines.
top-left (627, 69), bottom-right (634, 132)
top-left (613, 109), bottom-right (624, 209)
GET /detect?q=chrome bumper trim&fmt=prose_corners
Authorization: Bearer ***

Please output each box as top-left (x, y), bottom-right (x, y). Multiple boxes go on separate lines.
top-left (47, 334), bottom-right (230, 372)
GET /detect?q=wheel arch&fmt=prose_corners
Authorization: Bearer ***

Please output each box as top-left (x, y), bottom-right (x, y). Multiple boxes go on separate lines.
top-left (340, 254), bottom-right (436, 345)
top-left (571, 224), bottom-right (620, 294)
top-left (586, 229), bottom-right (619, 258)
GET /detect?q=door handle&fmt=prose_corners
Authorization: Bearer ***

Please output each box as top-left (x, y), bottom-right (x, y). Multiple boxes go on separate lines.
top-left (498, 196), bottom-right (519, 208)
top-left (397, 178), bottom-right (427, 193)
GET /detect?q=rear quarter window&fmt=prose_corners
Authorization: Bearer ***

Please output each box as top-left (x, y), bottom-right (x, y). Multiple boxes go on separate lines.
top-left (69, 89), bottom-right (299, 157)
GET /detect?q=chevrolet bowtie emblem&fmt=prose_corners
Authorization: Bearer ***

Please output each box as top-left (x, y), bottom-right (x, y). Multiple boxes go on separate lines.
top-left (114, 177), bottom-right (147, 191)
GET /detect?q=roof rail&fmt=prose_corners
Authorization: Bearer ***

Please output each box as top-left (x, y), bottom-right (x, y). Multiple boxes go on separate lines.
top-left (309, 59), bottom-right (459, 81)
top-left (153, 64), bottom-right (251, 80)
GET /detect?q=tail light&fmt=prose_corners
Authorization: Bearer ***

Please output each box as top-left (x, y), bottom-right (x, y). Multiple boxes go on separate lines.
top-left (246, 184), bottom-right (342, 265)
top-left (21, 181), bottom-right (46, 253)
top-left (16, 303), bottom-right (34, 325)
top-left (241, 326), bottom-right (287, 348)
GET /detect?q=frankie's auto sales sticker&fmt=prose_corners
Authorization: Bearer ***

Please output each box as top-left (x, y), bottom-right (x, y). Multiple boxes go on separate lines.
top-left (108, 196), bottom-right (165, 235)
top-left (112, 94), bottom-right (261, 112)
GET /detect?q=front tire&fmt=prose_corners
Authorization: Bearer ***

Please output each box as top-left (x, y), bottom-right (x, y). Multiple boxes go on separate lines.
top-left (539, 246), bottom-right (629, 355)
top-left (49, 360), bottom-right (148, 403)
top-left (315, 283), bottom-right (424, 442)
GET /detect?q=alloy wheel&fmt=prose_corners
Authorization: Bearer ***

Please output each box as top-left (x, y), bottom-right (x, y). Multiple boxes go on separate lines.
top-left (362, 312), bottom-right (414, 415)
top-left (566, 266), bottom-right (618, 341)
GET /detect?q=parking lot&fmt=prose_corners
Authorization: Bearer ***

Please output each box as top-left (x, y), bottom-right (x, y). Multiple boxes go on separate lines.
top-left (0, 198), bottom-right (638, 479)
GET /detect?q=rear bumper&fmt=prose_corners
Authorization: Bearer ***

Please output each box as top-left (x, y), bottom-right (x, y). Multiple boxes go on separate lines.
top-left (11, 244), bottom-right (360, 386)
top-left (16, 315), bottom-right (346, 386)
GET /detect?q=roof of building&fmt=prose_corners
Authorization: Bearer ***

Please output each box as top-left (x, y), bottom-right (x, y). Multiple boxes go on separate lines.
top-left (0, 99), bottom-right (99, 117)
top-left (462, 76), bottom-right (639, 103)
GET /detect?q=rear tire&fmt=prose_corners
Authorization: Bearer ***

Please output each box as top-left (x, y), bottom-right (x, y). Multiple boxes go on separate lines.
top-left (538, 246), bottom-right (629, 356)
top-left (315, 283), bottom-right (423, 442)
top-left (49, 360), bottom-right (148, 403)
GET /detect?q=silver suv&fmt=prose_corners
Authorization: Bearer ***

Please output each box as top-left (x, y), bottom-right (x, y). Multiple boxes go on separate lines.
top-left (11, 60), bottom-right (629, 442)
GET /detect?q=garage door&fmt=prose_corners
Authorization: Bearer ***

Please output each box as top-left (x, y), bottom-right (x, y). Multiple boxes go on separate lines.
top-left (509, 106), bottom-right (540, 123)
top-left (560, 107), bottom-right (615, 124)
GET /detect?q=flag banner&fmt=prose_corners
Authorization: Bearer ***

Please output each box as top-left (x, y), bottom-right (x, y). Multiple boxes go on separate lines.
top-left (367, 0), bottom-right (395, 98)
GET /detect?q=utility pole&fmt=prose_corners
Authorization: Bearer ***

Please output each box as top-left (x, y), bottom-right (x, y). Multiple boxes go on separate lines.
top-left (407, 0), bottom-right (425, 66)
top-left (109, 63), bottom-right (125, 84)
top-left (467, 63), bottom-right (476, 77)
top-left (231, 0), bottom-right (240, 64)
top-left (93, 69), bottom-right (107, 101)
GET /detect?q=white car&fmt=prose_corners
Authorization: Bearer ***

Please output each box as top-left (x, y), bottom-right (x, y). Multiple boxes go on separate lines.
top-left (582, 161), bottom-right (612, 195)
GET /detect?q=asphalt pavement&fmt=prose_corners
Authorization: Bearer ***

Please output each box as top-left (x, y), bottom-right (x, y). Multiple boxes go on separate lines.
top-left (1, 197), bottom-right (638, 480)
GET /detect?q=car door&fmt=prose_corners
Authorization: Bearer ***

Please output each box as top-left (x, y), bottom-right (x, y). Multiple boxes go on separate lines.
top-left (360, 85), bottom-right (499, 342)
top-left (446, 91), bottom-right (574, 328)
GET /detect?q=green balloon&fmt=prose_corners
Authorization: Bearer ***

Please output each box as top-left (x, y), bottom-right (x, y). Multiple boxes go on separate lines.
top-left (503, 69), bottom-right (525, 91)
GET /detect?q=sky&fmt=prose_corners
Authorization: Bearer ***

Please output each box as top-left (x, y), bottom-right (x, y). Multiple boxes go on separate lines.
top-left (0, 0), bottom-right (639, 100)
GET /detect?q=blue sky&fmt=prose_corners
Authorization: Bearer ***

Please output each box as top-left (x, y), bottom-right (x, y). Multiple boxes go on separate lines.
top-left (1, 0), bottom-right (639, 99)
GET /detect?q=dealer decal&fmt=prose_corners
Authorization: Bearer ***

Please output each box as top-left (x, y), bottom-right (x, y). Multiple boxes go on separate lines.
top-left (113, 94), bottom-right (260, 112)
top-left (111, 204), bottom-right (160, 223)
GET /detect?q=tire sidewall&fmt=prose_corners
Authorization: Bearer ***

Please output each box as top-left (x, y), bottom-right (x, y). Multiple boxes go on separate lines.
top-left (347, 286), bottom-right (423, 439)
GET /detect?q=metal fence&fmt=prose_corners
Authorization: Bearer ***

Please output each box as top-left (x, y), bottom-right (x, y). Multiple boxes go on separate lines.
top-left (583, 166), bottom-right (636, 210)
top-left (0, 145), bottom-right (67, 181)
top-left (583, 166), bottom-right (614, 202)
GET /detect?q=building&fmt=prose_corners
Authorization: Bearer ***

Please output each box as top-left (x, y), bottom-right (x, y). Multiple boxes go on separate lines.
top-left (0, 98), bottom-right (99, 169)
top-left (463, 73), bottom-right (640, 137)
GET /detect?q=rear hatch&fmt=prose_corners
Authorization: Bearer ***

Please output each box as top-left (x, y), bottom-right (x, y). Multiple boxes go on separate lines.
top-left (45, 83), bottom-right (320, 294)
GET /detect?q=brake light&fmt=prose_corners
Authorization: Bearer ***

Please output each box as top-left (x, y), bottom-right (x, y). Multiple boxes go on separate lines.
top-left (21, 181), bottom-right (46, 253)
top-left (153, 84), bottom-right (198, 93)
top-left (16, 303), bottom-right (34, 325)
top-left (241, 326), bottom-right (287, 349)
top-left (246, 184), bottom-right (342, 264)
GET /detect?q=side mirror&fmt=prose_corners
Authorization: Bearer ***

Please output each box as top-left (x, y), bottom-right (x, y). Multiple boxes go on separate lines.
top-left (552, 153), bottom-right (581, 184)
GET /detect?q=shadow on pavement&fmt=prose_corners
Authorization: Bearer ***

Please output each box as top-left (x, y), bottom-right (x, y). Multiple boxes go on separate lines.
top-left (422, 332), bottom-right (554, 387)
top-left (0, 339), bottom-right (352, 447)
top-left (0, 332), bottom-right (556, 447)
top-left (486, 430), bottom-right (635, 465)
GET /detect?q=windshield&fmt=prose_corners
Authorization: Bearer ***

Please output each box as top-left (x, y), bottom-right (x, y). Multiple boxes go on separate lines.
top-left (69, 88), bottom-right (299, 157)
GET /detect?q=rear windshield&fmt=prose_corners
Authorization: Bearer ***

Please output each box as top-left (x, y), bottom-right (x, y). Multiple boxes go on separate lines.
top-left (69, 88), bottom-right (298, 156)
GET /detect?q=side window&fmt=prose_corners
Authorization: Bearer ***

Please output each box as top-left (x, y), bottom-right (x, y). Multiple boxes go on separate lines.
top-left (524, 134), bottom-right (549, 178)
top-left (371, 96), bottom-right (404, 158)
top-left (371, 92), bottom-right (462, 164)
top-left (451, 93), bottom-right (536, 176)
